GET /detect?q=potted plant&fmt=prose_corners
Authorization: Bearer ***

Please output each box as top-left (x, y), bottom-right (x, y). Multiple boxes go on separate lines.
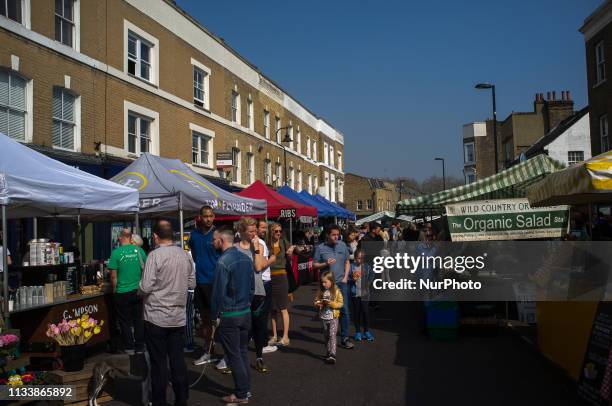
top-left (0, 333), bottom-right (20, 368)
top-left (46, 314), bottom-right (104, 372)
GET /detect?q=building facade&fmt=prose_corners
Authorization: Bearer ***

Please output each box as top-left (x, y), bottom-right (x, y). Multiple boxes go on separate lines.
top-left (462, 91), bottom-right (575, 183)
top-left (344, 174), bottom-right (399, 219)
top-left (580, 0), bottom-right (612, 156)
top-left (0, 0), bottom-right (345, 202)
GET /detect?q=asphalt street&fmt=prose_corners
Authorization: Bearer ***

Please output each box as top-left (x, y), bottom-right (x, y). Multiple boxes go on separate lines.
top-left (178, 284), bottom-right (580, 406)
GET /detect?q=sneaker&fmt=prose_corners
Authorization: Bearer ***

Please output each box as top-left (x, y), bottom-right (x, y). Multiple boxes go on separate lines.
top-left (325, 355), bottom-right (336, 364)
top-left (340, 338), bottom-right (354, 349)
top-left (354, 332), bottom-right (362, 342)
top-left (254, 358), bottom-right (268, 373)
top-left (364, 331), bottom-right (375, 342)
top-left (193, 352), bottom-right (211, 366)
top-left (221, 394), bottom-right (248, 404)
top-left (276, 338), bottom-right (290, 347)
top-left (262, 345), bottom-right (278, 354)
top-left (267, 337), bottom-right (278, 346)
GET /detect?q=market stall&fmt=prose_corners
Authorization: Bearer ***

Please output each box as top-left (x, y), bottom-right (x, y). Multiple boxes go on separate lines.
top-left (111, 153), bottom-right (267, 244)
top-left (0, 132), bottom-right (139, 368)
top-left (277, 186), bottom-right (336, 218)
top-left (354, 211), bottom-right (397, 226)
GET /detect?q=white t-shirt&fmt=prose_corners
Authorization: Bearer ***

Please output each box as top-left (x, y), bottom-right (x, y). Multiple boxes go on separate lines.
top-left (258, 237), bottom-right (271, 282)
top-left (0, 246), bottom-right (10, 272)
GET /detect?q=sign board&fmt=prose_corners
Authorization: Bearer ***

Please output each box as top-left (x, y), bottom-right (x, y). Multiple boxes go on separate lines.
top-left (577, 301), bottom-right (612, 405)
top-left (445, 198), bottom-right (569, 241)
top-left (278, 208), bottom-right (297, 219)
top-left (216, 152), bottom-right (234, 168)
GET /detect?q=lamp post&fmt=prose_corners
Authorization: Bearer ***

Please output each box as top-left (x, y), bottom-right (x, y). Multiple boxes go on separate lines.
top-left (435, 157), bottom-right (446, 190)
top-left (475, 83), bottom-right (498, 173)
top-left (276, 126), bottom-right (292, 186)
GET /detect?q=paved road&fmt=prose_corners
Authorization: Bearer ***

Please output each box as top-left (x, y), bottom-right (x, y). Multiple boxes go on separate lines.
top-left (178, 284), bottom-right (580, 406)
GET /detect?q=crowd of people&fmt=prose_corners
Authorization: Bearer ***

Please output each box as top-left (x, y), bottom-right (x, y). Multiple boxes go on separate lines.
top-left (105, 207), bottom-right (454, 405)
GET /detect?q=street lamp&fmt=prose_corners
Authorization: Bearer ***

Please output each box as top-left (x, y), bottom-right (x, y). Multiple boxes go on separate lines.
top-left (475, 82), bottom-right (498, 173)
top-left (276, 126), bottom-right (292, 186)
top-left (435, 157), bottom-right (446, 190)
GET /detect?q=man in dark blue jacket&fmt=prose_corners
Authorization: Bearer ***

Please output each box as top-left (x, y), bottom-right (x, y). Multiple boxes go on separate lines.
top-left (211, 227), bottom-right (255, 405)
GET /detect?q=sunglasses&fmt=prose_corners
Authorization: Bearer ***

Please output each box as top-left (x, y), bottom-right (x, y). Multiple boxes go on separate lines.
top-left (274, 230), bottom-right (282, 233)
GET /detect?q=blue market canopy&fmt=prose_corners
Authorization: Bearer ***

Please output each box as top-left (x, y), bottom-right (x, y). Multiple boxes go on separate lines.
top-left (111, 153), bottom-right (266, 217)
top-left (396, 154), bottom-right (565, 216)
top-left (278, 186), bottom-right (335, 217)
top-left (298, 191), bottom-right (355, 220)
top-left (317, 194), bottom-right (356, 220)
top-left (0, 132), bottom-right (139, 218)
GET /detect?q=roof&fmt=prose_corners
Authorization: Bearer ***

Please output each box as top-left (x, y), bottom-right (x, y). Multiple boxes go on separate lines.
top-left (396, 154), bottom-right (565, 216)
top-left (523, 106), bottom-right (589, 159)
top-left (238, 180), bottom-right (317, 218)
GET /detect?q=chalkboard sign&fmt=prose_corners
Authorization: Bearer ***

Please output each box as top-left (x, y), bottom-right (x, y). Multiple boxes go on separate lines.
top-left (577, 301), bottom-right (612, 405)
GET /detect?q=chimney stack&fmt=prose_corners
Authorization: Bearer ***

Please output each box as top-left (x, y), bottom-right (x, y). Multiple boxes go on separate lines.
top-left (552, 91), bottom-right (556, 101)
top-left (566, 90), bottom-right (571, 101)
top-left (547, 91), bottom-right (552, 100)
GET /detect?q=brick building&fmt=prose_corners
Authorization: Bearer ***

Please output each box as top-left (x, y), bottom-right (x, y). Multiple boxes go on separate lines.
top-left (580, 0), bottom-right (612, 156)
top-left (462, 91), bottom-right (575, 183)
top-left (344, 173), bottom-right (399, 219)
top-left (0, 0), bottom-right (345, 202)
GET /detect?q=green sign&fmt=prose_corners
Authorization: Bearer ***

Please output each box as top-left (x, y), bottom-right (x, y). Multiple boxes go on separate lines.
top-left (445, 198), bottom-right (569, 241)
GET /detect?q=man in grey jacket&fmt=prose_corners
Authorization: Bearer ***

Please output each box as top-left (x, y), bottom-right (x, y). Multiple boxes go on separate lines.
top-left (139, 220), bottom-right (196, 406)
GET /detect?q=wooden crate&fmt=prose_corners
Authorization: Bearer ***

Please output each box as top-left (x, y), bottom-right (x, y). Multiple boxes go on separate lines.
top-left (47, 362), bottom-right (112, 405)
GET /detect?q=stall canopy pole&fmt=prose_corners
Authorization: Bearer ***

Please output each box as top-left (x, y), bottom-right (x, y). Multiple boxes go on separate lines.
top-left (2, 205), bottom-right (9, 326)
top-left (134, 212), bottom-right (140, 235)
top-left (289, 218), bottom-right (293, 244)
top-left (179, 192), bottom-right (185, 250)
top-left (33, 217), bottom-right (37, 239)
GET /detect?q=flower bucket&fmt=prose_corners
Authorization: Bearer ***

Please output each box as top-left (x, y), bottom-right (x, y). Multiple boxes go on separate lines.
top-left (61, 344), bottom-right (85, 372)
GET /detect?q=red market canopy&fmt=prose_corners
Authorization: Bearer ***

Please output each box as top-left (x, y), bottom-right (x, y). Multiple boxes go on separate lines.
top-left (237, 180), bottom-right (317, 219)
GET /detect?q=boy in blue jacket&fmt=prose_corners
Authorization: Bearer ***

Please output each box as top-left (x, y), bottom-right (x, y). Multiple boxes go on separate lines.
top-left (348, 248), bottom-right (375, 342)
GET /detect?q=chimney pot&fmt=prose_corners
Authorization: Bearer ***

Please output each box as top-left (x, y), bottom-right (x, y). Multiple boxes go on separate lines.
top-left (552, 91), bottom-right (556, 101)
top-left (547, 91), bottom-right (551, 100)
top-left (567, 90), bottom-right (571, 101)
top-left (561, 91), bottom-right (566, 101)
top-left (535, 93), bottom-right (539, 102)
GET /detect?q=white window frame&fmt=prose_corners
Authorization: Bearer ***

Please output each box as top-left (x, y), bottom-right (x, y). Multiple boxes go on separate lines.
top-left (596, 41), bottom-right (606, 84)
top-left (296, 127), bottom-right (301, 154)
top-left (601, 114), bottom-right (609, 152)
top-left (191, 58), bottom-right (211, 110)
top-left (287, 123), bottom-right (293, 150)
top-left (324, 142), bottom-right (329, 165)
top-left (308, 173), bottom-right (312, 194)
top-left (275, 162), bottom-right (282, 187)
top-left (231, 147), bottom-right (242, 184)
top-left (567, 151), bottom-right (584, 166)
top-left (0, 0), bottom-right (30, 28)
top-left (54, 0), bottom-right (80, 51)
top-left (366, 199), bottom-right (373, 210)
top-left (52, 87), bottom-right (81, 152)
top-left (330, 173), bottom-right (336, 202)
top-left (329, 145), bottom-right (335, 168)
top-left (465, 171), bottom-right (476, 184)
top-left (0, 68), bottom-right (33, 143)
top-left (124, 100), bottom-right (159, 156)
top-left (275, 116), bottom-right (281, 143)
top-left (289, 166), bottom-right (295, 189)
top-left (312, 140), bottom-right (317, 162)
top-left (246, 97), bottom-right (254, 131)
top-left (357, 200), bottom-right (363, 211)
top-left (264, 159), bottom-right (272, 185)
top-left (306, 136), bottom-right (311, 158)
top-left (246, 152), bottom-right (254, 184)
top-left (313, 175), bottom-right (318, 193)
top-left (296, 169), bottom-right (302, 191)
top-left (337, 152), bottom-right (342, 171)
top-left (464, 142), bottom-right (475, 164)
top-left (338, 179), bottom-right (344, 202)
top-left (124, 20), bottom-right (159, 85)
top-left (231, 90), bottom-right (241, 125)
top-left (263, 110), bottom-right (270, 138)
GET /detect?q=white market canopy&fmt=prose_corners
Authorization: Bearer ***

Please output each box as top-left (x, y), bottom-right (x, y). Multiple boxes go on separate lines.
top-left (111, 153), bottom-right (267, 217)
top-left (0, 132), bottom-right (139, 218)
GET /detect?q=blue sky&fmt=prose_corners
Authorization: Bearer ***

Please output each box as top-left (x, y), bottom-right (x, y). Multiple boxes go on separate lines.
top-left (178, 0), bottom-right (602, 180)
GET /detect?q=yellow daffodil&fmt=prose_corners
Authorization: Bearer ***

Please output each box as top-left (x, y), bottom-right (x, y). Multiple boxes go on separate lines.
top-left (100, 320), bottom-right (105, 326)
top-left (73, 327), bottom-right (82, 336)
top-left (93, 326), bottom-right (101, 334)
top-left (81, 314), bottom-right (89, 322)
top-left (84, 331), bottom-right (92, 339)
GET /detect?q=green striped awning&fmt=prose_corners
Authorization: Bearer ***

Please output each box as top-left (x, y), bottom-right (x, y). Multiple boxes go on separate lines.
top-left (396, 154), bottom-right (565, 216)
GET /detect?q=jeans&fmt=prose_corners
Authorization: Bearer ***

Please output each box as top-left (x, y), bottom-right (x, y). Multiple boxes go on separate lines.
top-left (144, 321), bottom-right (189, 406)
top-left (185, 289), bottom-right (195, 350)
top-left (114, 290), bottom-right (144, 352)
top-left (337, 282), bottom-right (351, 339)
top-left (351, 297), bottom-right (370, 332)
top-left (218, 313), bottom-right (252, 399)
top-left (251, 294), bottom-right (269, 358)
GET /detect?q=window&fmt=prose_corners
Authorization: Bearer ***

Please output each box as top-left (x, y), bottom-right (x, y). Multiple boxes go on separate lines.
top-left (297, 170), bottom-right (302, 191)
top-left (338, 152), bottom-right (343, 171)
top-left (312, 140), bottom-right (317, 161)
top-left (193, 67), bottom-right (206, 107)
top-left (263, 110), bottom-right (270, 138)
top-left (601, 115), bottom-right (609, 152)
top-left (246, 98), bottom-right (254, 131)
top-left (127, 31), bottom-right (153, 82)
top-left (288, 125), bottom-right (294, 149)
top-left (0, 0), bottom-right (21, 23)
top-left (275, 163), bottom-right (282, 187)
top-left (191, 132), bottom-right (211, 166)
top-left (0, 70), bottom-right (27, 141)
top-left (246, 153), bottom-right (254, 184)
top-left (324, 142), bottom-right (329, 164)
top-left (231, 148), bottom-right (241, 184)
top-left (231, 91), bottom-right (240, 124)
top-left (52, 87), bottom-right (77, 150)
top-left (329, 145), bottom-right (335, 167)
top-left (466, 172), bottom-right (476, 184)
top-left (330, 173), bottom-right (336, 202)
top-left (338, 180), bottom-right (344, 202)
top-left (504, 141), bottom-right (513, 162)
top-left (567, 151), bottom-right (584, 165)
top-left (275, 116), bottom-right (281, 143)
top-left (306, 136), bottom-right (311, 158)
top-left (313, 175), bottom-right (318, 193)
top-left (387, 200), bottom-right (391, 210)
top-left (357, 200), bottom-right (363, 211)
top-left (289, 167), bottom-right (295, 189)
top-left (366, 199), bottom-right (373, 210)
top-left (464, 142), bottom-right (475, 163)
top-left (127, 113), bottom-right (152, 155)
top-left (596, 41), bottom-right (606, 84)
top-left (296, 128), bottom-right (301, 154)
top-left (264, 160), bottom-right (272, 185)
top-left (55, 0), bottom-right (75, 47)
top-left (308, 173), bottom-right (312, 194)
